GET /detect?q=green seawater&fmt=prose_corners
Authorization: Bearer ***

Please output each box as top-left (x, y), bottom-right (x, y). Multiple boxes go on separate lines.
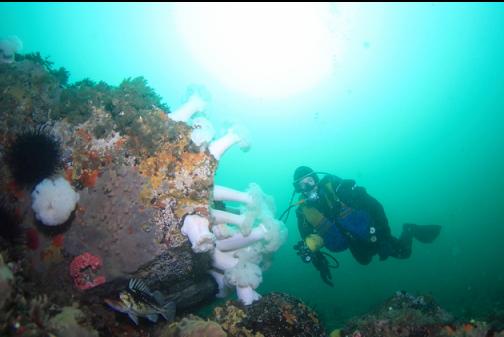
top-left (2, 2), bottom-right (504, 331)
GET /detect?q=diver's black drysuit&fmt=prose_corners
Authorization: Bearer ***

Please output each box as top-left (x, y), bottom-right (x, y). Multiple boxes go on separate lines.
top-left (296, 174), bottom-right (440, 283)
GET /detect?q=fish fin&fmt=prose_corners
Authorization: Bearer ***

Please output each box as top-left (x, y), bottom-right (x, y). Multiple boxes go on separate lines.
top-left (129, 278), bottom-right (152, 295)
top-left (104, 299), bottom-right (128, 314)
top-left (161, 301), bottom-right (176, 322)
top-left (153, 290), bottom-right (166, 304)
top-left (128, 312), bottom-right (140, 325)
top-left (146, 313), bottom-right (158, 322)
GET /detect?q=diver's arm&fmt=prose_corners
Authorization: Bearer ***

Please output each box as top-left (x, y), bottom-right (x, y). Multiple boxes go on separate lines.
top-left (311, 251), bottom-right (334, 287)
top-left (296, 205), bottom-right (334, 286)
top-left (334, 178), bottom-right (357, 196)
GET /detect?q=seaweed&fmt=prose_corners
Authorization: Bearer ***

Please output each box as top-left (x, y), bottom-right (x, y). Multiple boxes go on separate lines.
top-left (0, 53), bottom-right (65, 127)
top-left (15, 52), bottom-right (70, 85)
top-left (2, 52), bottom-right (174, 156)
top-left (107, 77), bottom-right (170, 154)
top-left (56, 79), bottom-right (113, 124)
top-left (15, 52), bottom-right (54, 69)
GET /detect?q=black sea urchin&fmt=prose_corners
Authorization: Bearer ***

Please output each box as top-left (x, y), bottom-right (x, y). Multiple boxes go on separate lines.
top-left (5, 126), bottom-right (62, 187)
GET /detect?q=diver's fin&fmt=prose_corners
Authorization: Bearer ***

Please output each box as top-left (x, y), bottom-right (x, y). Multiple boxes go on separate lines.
top-left (405, 224), bottom-right (441, 243)
top-left (146, 313), bottom-right (158, 322)
top-left (128, 312), bottom-right (140, 325)
top-left (160, 301), bottom-right (176, 322)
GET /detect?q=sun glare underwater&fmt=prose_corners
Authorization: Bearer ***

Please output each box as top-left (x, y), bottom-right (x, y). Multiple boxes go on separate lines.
top-left (174, 3), bottom-right (341, 99)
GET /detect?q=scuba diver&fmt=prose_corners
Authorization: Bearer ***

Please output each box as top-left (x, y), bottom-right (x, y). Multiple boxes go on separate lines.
top-left (282, 166), bottom-right (441, 287)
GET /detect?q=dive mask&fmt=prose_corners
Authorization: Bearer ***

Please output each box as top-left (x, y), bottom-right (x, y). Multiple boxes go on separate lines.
top-left (298, 178), bottom-right (319, 202)
top-left (297, 177), bottom-right (316, 192)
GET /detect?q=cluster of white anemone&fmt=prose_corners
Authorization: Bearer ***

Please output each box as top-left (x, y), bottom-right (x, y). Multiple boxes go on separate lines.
top-left (169, 93), bottom-right (250, 160)
top-left (182, 184), bottom-right (287, 306)
top-left (171, 95), bottom-right (287, 305)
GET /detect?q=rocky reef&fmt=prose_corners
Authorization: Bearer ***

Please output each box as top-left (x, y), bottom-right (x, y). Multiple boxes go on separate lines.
top-left (336, 291), bottom-right (504, 337)
top-left (0, 53), bottom-right (218, 336)
top-left (0, 51), bottom-right (292, 337)
top-left (211, 292), bottom-right (327, 337)
top-left (154, 293), bottom-right (327, 337)
top-left (1, 52), bottom-right (216, 279)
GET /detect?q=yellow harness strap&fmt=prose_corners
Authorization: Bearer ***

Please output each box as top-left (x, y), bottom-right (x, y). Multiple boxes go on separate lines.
top-left (301, 206), bottom-right (325, 228)
top-left (300, 180), bottom-right (346, 236)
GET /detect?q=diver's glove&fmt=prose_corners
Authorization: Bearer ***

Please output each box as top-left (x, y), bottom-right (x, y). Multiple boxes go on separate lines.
top-left (305, 234), bottom-right (324, 252)
top-left (312, 251), bottom-right (334, 287)
top-left (293, 240), bottom-right (315, 264)
top-left (294, 239), bottom-right (335, 286)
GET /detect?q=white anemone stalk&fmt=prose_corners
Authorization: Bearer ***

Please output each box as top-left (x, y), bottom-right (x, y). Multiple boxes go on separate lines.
top-left (225, 262), bottom-right (262, 305)
top-left (211, 248), bottom-right (239, 271)
top-left (169, 94), bottom-right (206, 122)
top-left (215, 224), bottom-right (267, 252)
top-left (212, 223), bottom-right (235, 240)
top-left (208, 129), bottom-right (240, 160)
top-left (213, 185), bottom-right (253, 205)
top-left (208, 269), bottom-right (231, 298)
top-left (181, 214), bottom-right (215, 253)
top-left (236, 286), bottom-right (261, 305)
top-left (209, 126), bottom-right (250, 160)
top-left (190, 116), bottom-right (215, 146)
top-left (211, 209), bottom-right (255, 236)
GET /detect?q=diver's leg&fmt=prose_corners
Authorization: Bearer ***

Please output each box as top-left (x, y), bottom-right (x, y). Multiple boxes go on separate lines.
top-left (391, 236), bottom-right (412, 259)
top-left (378, 233), bottom-right (412, 260)
top-left (358, 194), bottom-right (391, 237)
top-left (349, 243), bottom-right (374, 265)
top-left (379, 224), bottom-right (441, 260)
